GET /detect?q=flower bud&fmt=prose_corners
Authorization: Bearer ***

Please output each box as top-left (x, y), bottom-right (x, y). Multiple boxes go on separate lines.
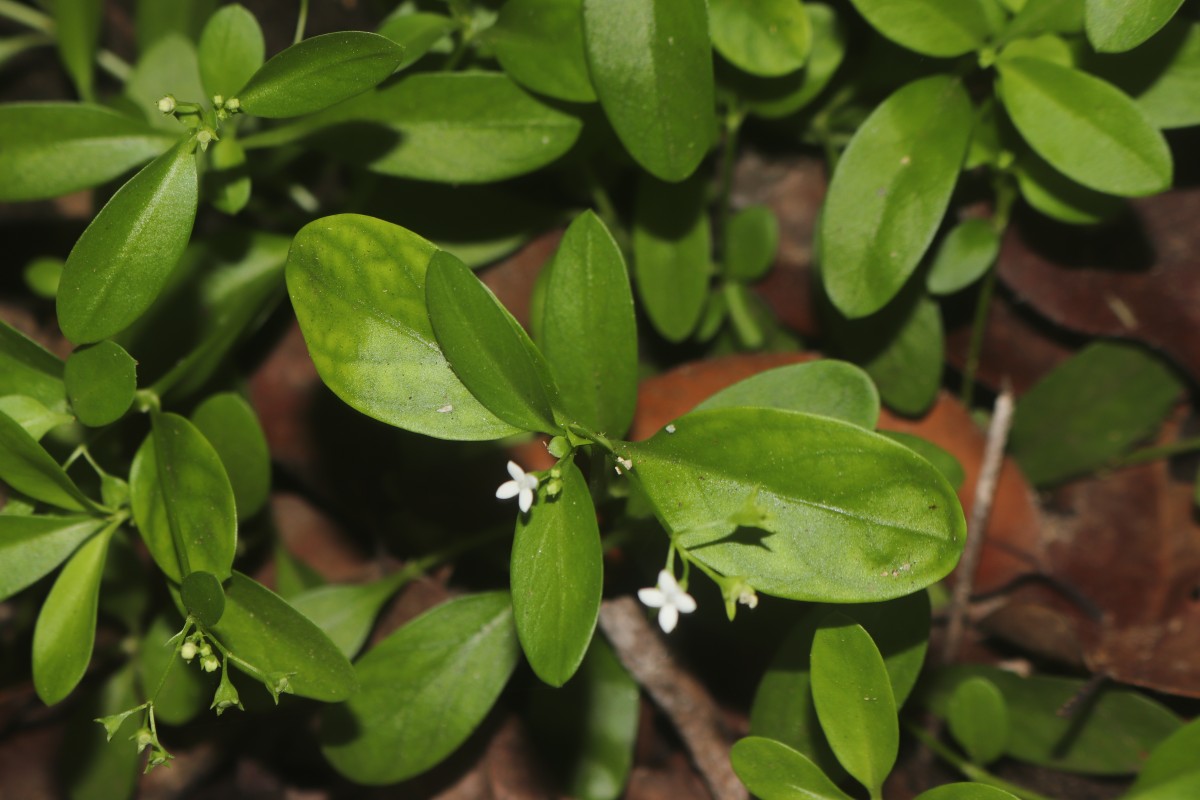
top-left (156, 95), bottom-right (176, 114)
top-left (210, 670), bottom-right (243, 716)
top-left (201, 655), bottom-right (220, 673)
top-left (211, 94), bottom-right (224, 107)
top-left (133, 727), bottom-right (154, 752)
top-left (545, 478), bottom-right (563, 497)
top-left (224, 97), bottom-right (240, 112)
top-left (180, 641), bottom-right (198, 661)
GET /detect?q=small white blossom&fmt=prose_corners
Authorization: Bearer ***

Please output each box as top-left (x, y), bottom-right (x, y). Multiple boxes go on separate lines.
top-left (496, 460), bottom-right (539, 513)
top-left (156, 95), bottom-right (176, 114)
top-left (738, 588), bottom-right (759, 609)
top-left (665, 424), bottom-right (676, 434)
top-left (638, 570), bottom-right (697, 634)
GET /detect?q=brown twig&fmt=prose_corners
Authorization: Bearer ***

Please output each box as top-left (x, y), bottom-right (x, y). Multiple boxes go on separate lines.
top-left (598, 597), bottom-right (748, 800)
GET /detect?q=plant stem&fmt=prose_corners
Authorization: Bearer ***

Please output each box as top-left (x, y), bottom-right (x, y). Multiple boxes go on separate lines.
top-left (960, 180), bottom-right (1016, 409)
top-left (905, 722), bottom-right (1056, 800)
top-left (293, 0), bottom-right (309, 44)
top-left (714, 104), bottom-right (744, 270)
top-left (1111, 436), bottom-right (1200, 468)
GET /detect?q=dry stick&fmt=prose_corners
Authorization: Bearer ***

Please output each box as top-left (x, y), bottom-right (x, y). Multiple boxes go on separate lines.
top-left (942, 385), bottom-right (1016, 665)
top-left (598, 597), bottom-right (749, 800)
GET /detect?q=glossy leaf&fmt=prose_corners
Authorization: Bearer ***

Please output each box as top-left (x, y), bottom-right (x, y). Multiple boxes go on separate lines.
top-left (209, 571), bottom-right (357, 702)
top-left (880, 432), bottom-right (966, 490)
top-left (0, 395), bottom-right (72, 440)
top-left (129, 412), bottom-right (237, 582)
top-left (632, 173), bottom-right (710, 342)
top-left (1125, 718), bottom-right (1200, 799)
top-left (198, 4), bottom-right (264, 98)
top-left (64, 341), bottom-right (137, 427)
top-left (724, 205), bottom-right (779, 282)
top-left (320, 592), bottom-right (519, 784)
top-left (731, 737), bottom-right (853, 800)
top-left (916, 786), bottom-right (1020, 800)
top-left (287, 214), bottom-right (518, 440)
top-left (947, 676), bottom-right (1009, 765)
top-left (138, 612), bottom-right (208, 725)
top-left (710, 0), bottom-right (811, 77)
top-left (540, 211), bottom-right (637, 437)
top-left (696, 360), bottom-right (880, 430)
top-left (237, 32), bottom-right (404, 118)
top-left (512, 461), bottom-right (602, 686)
top-left (1008, 341), bottom-right (1182, 486)
top-left (492, 0), bottom-right (596, 102)
top-left (0, 410), bottom-right (99, 512)
top-left (618, 408), bottom-right (965, 601)
top-left (181, 569), bottom-right (225, 626)
top-left (1088, 19), bottom-right (1200, 130)
top-left (376, 12), bottom-right (458, 71)
top-left (32, 524), bottom-right (115, 704)
top-left (191, 393), bottom-right (270, 520)
top-left (290, 575), bottom-right (404, 658)
top-left (922, 664), bottom-right (1181, 774)
top-left (558, 637), bottom-right (639, 800)
top-left (57, 138), bottom-right (198, 344)
top-left (1085, 0), bottom-right (1183, 52)
top-left (926, 219), bottom-right (1000, 296)
top-left (0, 515), bottom-right (106, 601)
top-left (996, 58), bottom-right (1172, 197)
top-left (0, 322), bottom-right (65, 410)
top-left (1015, 151), bottom-right (1125, 225)
top-left (583, 0), bottom-right (715, 181)
top-left (847, 0), bottom-right (991, 57)
top-left (427, 250), bottom-right (561, 434)
top-left (0, 104), bottom-right (175, 202)
top-left (820, 75), bottom-right (972, 317)
top-left (810, 614), bottom-right (898, 795)
top-left (741, 4), bottom-right (847, 119)
top-left (55, 0), bottom-right (101, 100)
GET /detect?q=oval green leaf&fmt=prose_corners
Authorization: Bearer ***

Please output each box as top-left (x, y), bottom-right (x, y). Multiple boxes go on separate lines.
top-left (180, 569), bottom-right (225, 626)
top-left (724, 205), bottom-right (779, 283)
top-left (377, 12), bottom-right (458, 71)
top-left (32, 523), bottom-right (115, 704)
top-left (583, 0), bottom-right (715, 181)
top-left (237, 31), bottom-right (404, 118)
top-left (618, 408), bottom-right (965, 601)
top-left (0, 514), bottom-right (106, 601)
top-left (198, 3), bottom-right (265, 98)
top-left (1126, 717), bottom-right (1200, 799)
top-left (1015, 150), bottom-right (1126, 225)
top-left (191, 393), bottom-right (270, 520)
top-left (810, 614), bottom-right (898, 795)
top-left (997, 58), bottom-right (1172, 197)
top-left (820, 75), bottom-right (972, 318)
top-left (209, 571), bottom-right (357, 702)
top-left (741, 3), bottom-right (848, 119)
top-left (947, 676), bottom-right (1009, 765)
top-left (541, 211), bottom-right (637, 437)
top-left (129, 412), bottom-right (237, 582)
top-left (289, 575), bottom-right (404, 659)
top-left (695, 360), bottom-right (881, 429)
top-left (1004, 0), bottom-right (1086, 39)
top-left (320, 592), bottom-right (519, 784)
top-left (493, 0), bottom-right (596, 102)
top-left (0, 395), bottom-right (73, 440)
top-left (731, 737), bottom-right (853, 800)
top-left (926, 218), bottom-right (1000, 295)
top-left (64, 340), bottom-right (137, 427)
top-left (847, 0), bottom-right (992, 57)
top-left (512, 460), bottom-right (602, 687)
top-left (426, 250), bottom-right (561, 434)
top-left (710, 0), bottom-right (812, 77)
top-left (1085, 0), bottom-right (1184, 53)
top-left (287, 215), bottom-right (518, 441)
top-left (0, 322), bottom-right (65, 411)
top-left (0, 409), bottom-right (100, 513)
top-left (55, 0), bottom-right (101, 100)
top-left (0, 104), bottom-right (175, 202)
top-left (57, 137), bottom-right (198, 344)
top-left (1088, 20), bottom-right (1200, 130)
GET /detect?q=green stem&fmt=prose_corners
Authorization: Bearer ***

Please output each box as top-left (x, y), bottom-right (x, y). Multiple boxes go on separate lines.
top-left (443, 29), bottom-right (473, 72)
top-left (960, 180), bottom-right (1016, 409)
top-left (714, 104), bottom-right (744, 270)
top-left (1111, 436), bottom-right (1200, 468)
top-left (906, 722), bottom-right (1056, 800)
top-left (148, 617), bottom-right (194, 704)
top-left (293, 0), bottom-right (309, 44)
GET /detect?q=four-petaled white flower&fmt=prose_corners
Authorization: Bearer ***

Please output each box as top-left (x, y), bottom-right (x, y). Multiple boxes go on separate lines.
top-left (496, 460), bottom-right (539, 513)
top-left (638, 570), bottom-right (697, 634)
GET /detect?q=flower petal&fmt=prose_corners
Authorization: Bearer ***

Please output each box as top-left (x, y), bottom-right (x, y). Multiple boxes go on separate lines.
top-left (507, 460), bottom-right (525, 481)
top-left (656, 570), bottom-right (678, 593)
top-left (658, 604), bottom-right (679, 633)
top-left (675, 592), bottom-right (697, 615)
top-left (638, 588), bottom-right (666, 608)
top-left (496, 480), bottom-right (521, 500)
top-left (518, 487), bottom-right (534, 513)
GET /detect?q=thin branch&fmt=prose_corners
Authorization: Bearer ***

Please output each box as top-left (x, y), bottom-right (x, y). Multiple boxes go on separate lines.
top-left (598, 598), bottom-right (748, 800)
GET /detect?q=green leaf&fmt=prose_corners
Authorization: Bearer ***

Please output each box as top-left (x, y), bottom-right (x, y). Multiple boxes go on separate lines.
top-left (287, 214), bottom-right (519, 441)
top-left (731, 737), bottom-right (853, 800)
top-left (32, 523), bottom-right (115, 704)
top-left (0, 322), bottom-right (65, 411)
top-left (24, 256), bottom-right (63, 300)
top-left (922, 664), bottom-right (1181, 774)
top-left (68, 666), bottom-right (141, 800)
top-left (724, 205), bottom-right (779, 282)
top-left (208, 571), bottom-right (357, 702)
top-left (996, 58), bottom-right (1172, 196)
top-left (376, 12), bottom-right (458, 71)
top-left (0, 410), bottom-right (100, 513)
top-left (138, 612), bottom-right (207, 725)
top-left (1004, 0), bottom-right (1085, 39)
top-left (124, 34), bottom-right (206, 129)
top-left (427, 250), bottom-right (561, 434)
top-left (64, 341), bottom-right (137, 427)
top-left (0, 395), bottom-right (73, 440)
top-left (0, 515), bottom-right (107, 601)
top-left (740, 4), bottom-right (848, 119)
top-left (55, 0), bottom-right (102, 100)
top-left (810, 614), bottom-right (898, 795)
top-left (289, 576), bottom-right (404, 659)
top-left (696, 360), bottom-right (880, 430)
top-left (710, 0), bottom-right (812, 77)
top-left (1014, 150), bottom-right (1126, 225)
top-left (207, 136), bottom-right (251, 215)
top-left (129, 412), bottom-right (237, 582)
top-left (632, 173), bottom-right (711, 342)
top-left (191, 393), bottom-right (270, 520)
top-left (180, 569), bottom-right (225, 626)
top-left (999, 32), bottom-right (1074, 66)
top-left (541, 211), bottom-right (637, 437)
top-left (926, 219), bottom-right (1000, 296)
top-left (1126, 718), bottom-right (1200, 799)
top-left (879, 432), bottom-right (966, 490)
top-left (1008, 341), bottom-right (1182, 486)
top-left (847, 0), bottom-right (991, 57)
top-left (237, 31), bottom-right (404, 118)
top-left (492, 0), bottom-right (596, 102)
top-left (512, 461), bottom-right (602, 686)
top-left (750, 593), bottom-right (930, 777)
top-left (320, 592), bottom-right (519, 784)
top-left (947, 676), bottom-right (1009, 765)
top-left (198, 4), bottom-right (265, 98)
top-left (1085, 0), bottom-right (1183, 52)
top-left (916, 786), bottom-right (1020, 800)
top-left (583, 0), bottom-right (715, 181)
top-left (1087, 20), bottom-right (1200, 130)
top-left (0, 104), bottom-right (176, 202)
top-left (618, 408), bottom-right (965, 601)
top-left (820, 75), bottom-right (972, 317)
top-left (57, 138), bottom-right (198, 345)
top-left (135, 0), bottom-right (216, 50)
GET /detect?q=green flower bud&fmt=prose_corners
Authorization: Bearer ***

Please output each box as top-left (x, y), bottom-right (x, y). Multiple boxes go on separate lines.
top-left (210, 669), bottom-right (243, 716)
top-left (180, 641), bottom-right (198, 661)
top-left (545, 478), bottom-right (563, 497)
top-left (212, 94), bottom-right (224, 107)
top-left (156, 95), bottom-right (176, 114)
top-left (224, 97), bottom-right (241, 112)
top-left (132, 727), bottom-right (154, 752)
top-left (200, 655), bottom-right (220, 673)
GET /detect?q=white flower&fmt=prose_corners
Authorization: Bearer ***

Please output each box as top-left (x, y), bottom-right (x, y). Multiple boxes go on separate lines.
top-left (496, 460), bottom-right (539, 513)
top-left (637, 570), bottom-right (697, 634)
